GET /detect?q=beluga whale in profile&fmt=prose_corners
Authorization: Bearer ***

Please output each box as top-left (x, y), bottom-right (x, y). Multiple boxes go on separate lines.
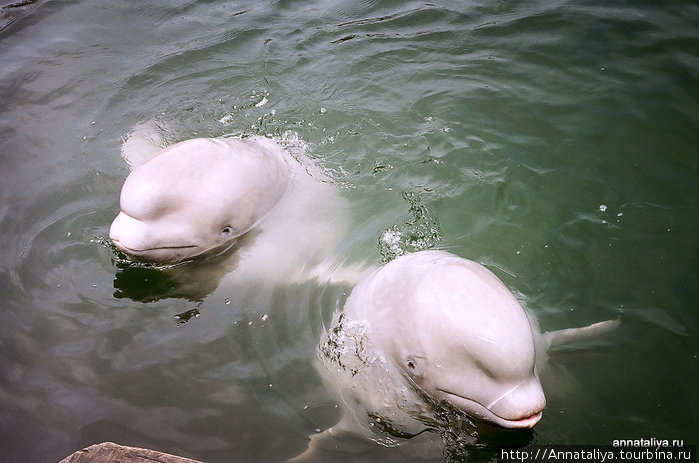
top-left (109, 124), bottom-right (352, 298)
top-left (292, 250), bottom-right (619, 461)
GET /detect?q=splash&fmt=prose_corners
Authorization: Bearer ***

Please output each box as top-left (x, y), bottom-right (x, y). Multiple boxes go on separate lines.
top-left (378, 191), bottom-right (442, 264)
top-left (317, 311), bottom-right (486, 454)
top-left (318, 313), bottom-right (371, 377)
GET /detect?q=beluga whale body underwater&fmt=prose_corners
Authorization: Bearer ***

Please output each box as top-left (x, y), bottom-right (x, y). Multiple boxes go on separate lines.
top-left (109, 123), bottom-right (352, 300)
top-left (291, 250), bottom-right (619, 461)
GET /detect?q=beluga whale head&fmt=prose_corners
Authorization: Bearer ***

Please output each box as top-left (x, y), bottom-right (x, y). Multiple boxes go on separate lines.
top-left (296, 250), bottom-right (621, 461)
top-left (109, 136), bottom-right (289, 264)
top-left (343, 250), bottom-right (546, 429)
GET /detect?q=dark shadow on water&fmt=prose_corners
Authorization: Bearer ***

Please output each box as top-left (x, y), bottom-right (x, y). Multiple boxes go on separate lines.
top-left (109, 230), bottom-right (259, 303)
top-left (114, 265), bottom-right (178, 302)
top-left (111, 249), bottom-right (240, 303)
top-left (112, 264), bottom-right (215, 303)
top-left (173, 307), bottom-right (200, 326)
top-left (451, 426), bottom-right (535, 463)
top-left (435, 409), bottom-right (535, 463)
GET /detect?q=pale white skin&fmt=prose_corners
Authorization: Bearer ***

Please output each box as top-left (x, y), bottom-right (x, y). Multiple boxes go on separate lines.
top-left (109, 126), bottom-right (356, 295)
top-left (346, 250), bottom-right (546, 428)
top-left (110, 137), bottom-right (289, 264)
top-left (293, 250), bottom-right (619, 461)
top-left (336, 250), bottom-right (544, 428)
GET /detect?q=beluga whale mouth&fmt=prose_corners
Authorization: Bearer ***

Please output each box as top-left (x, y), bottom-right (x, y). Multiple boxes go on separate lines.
top-left (108, 210), bottom-right (203, 264)
top-left (111, 239), bottom-right (198, 254)
top-left (510, 411), bottom-right (543, 428)
top-left (436, 388), bottom-right (545, 429)
top-left (110, 237), bottom-right (202, 266)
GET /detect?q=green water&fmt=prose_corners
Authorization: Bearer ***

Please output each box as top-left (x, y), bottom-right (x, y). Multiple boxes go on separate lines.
top-left (0, 1), bottom-right (696, 462)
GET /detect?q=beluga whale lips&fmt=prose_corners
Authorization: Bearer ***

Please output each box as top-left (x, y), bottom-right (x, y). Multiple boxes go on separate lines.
top-left (510, 411), bottom-right (543, 428)
top-left (110, 233), bottom-right (202, 265)
top-left (436, 388), bottom-right (545, 429)
top-left (113, 241), bottom-right (199, 253)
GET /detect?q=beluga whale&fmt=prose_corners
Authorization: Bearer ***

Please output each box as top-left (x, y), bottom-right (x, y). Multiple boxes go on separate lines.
top-left (110, 136), bottom-right (288, 264)
top-left (291, 250), bottom-right (619, 461)
top-left (109, 123), bottom-right (353, 301)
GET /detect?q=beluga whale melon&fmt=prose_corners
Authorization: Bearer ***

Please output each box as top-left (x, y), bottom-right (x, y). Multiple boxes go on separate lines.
top-left (291, 250), bottom-right (620, 461)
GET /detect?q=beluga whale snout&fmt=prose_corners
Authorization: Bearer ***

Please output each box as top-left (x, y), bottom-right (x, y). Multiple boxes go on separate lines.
top-left (109, 136), bottom-right (289, 265)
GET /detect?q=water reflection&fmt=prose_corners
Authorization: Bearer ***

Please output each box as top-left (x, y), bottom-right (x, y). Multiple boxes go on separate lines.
top-left (109, 225), bottom-right (266, 303)
top-left (112, 251), bottom-right (238, 303)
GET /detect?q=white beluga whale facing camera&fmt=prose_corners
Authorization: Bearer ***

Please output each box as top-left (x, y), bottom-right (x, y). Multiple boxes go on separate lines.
top-left (110, 125), bottom-right (352, 293)
top-left (293, 250), bottom-right (619, 460)
top-left (343, 250), bottom-right (546, 428)
top-left (111, 136), bottom-right (288, 264)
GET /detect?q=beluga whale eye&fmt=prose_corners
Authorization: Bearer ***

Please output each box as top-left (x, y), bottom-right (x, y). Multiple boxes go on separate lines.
top-left (405, 356), bottom-right (422, 378)
top-left (221, 226), bottom-right (233, 236)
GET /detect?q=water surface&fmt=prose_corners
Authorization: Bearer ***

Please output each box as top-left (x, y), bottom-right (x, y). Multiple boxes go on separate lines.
top-left (0, 1), bottom-right (696, 462)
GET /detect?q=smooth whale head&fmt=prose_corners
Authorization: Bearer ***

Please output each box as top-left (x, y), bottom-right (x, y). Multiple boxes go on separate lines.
top-left (344, 250), bottom-right (546, 429)
top-left (109, 137), bottom-right (289, 264)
